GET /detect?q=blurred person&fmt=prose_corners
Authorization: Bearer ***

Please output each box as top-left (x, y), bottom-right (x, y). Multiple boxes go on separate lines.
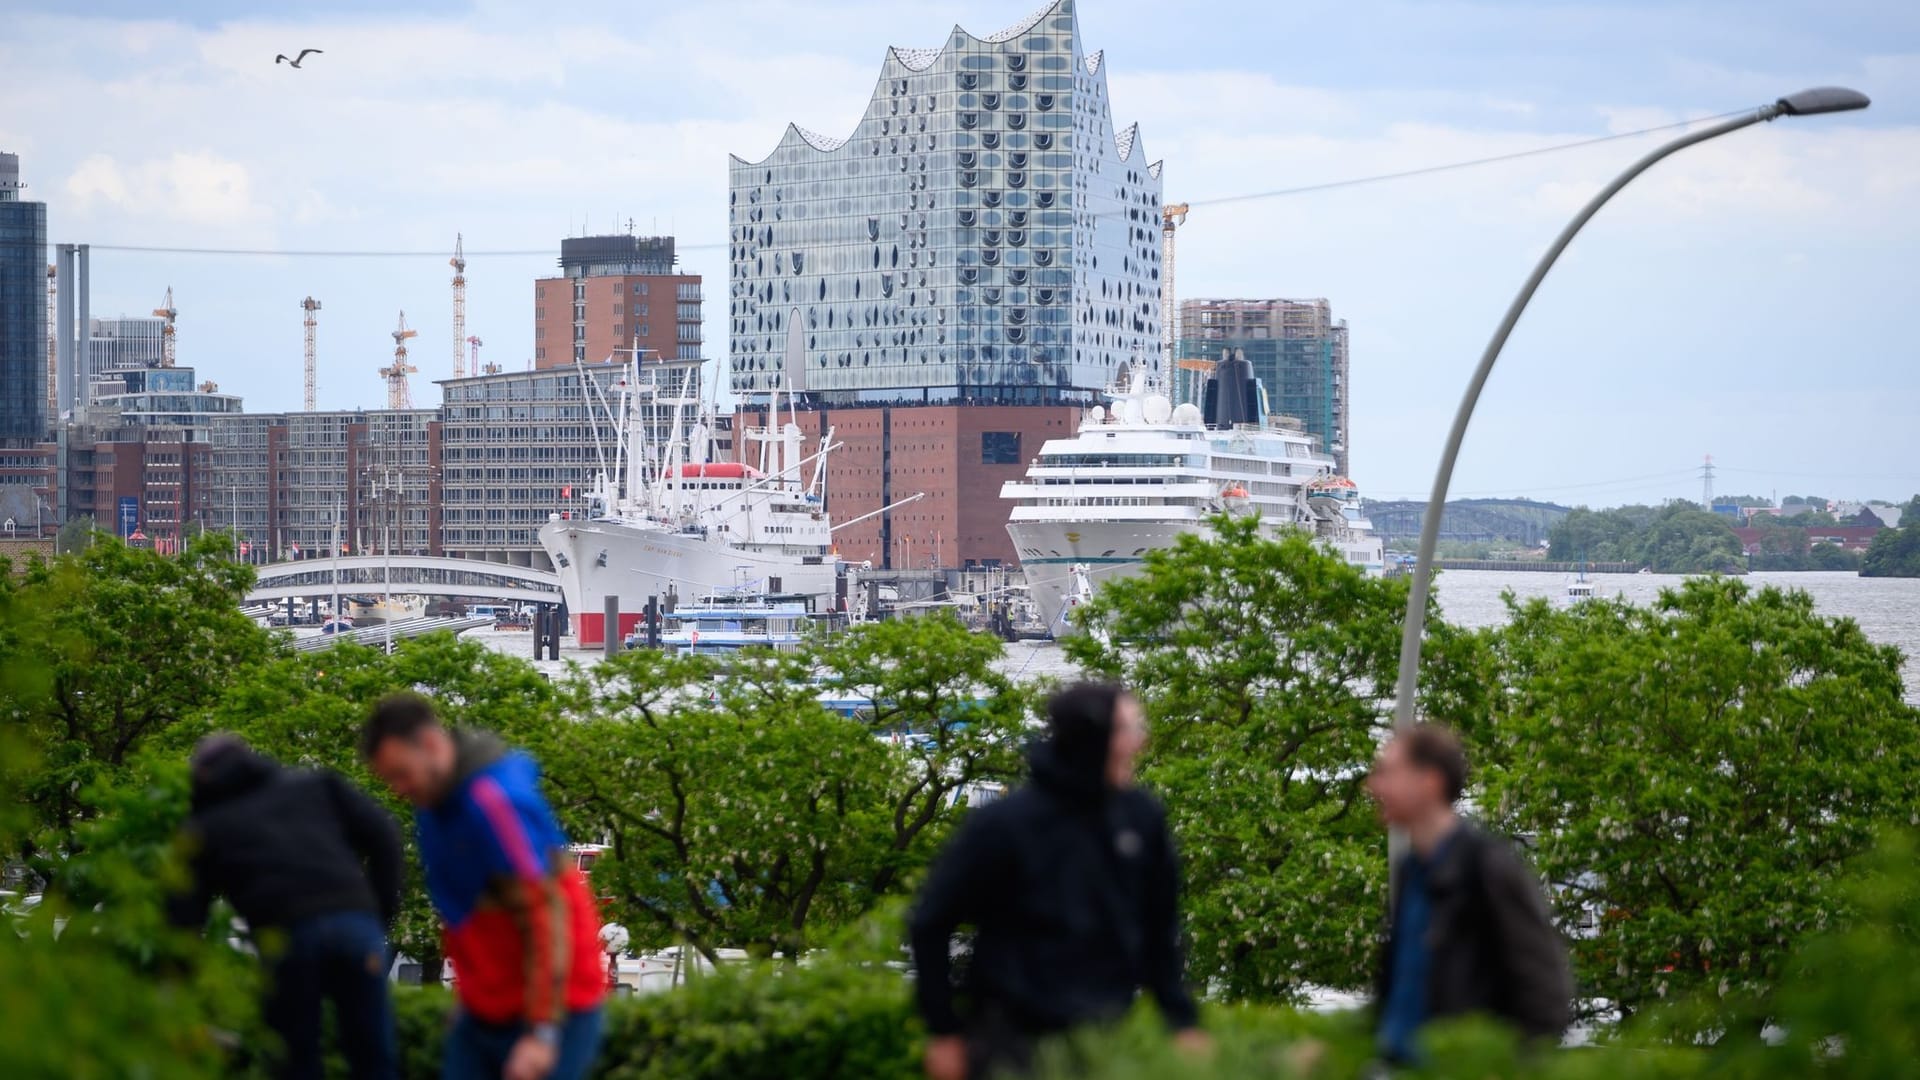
top-left (909, 682), bottom-right (1206, 1080)
top-left (360, 693), bottom-right (605, 1080)
top-left (1367, 724), bottom-right (1571, 1063)
top-left (169, 734), bottom-right (403, 1080)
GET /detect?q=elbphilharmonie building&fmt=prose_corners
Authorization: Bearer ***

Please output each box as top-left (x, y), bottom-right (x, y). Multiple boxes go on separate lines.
top-left (728, 0), bottom-right (1164, 405)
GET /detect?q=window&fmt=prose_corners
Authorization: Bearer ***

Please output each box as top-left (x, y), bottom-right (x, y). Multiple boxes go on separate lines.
top-left (982, 432), bottom-right (1021, 465)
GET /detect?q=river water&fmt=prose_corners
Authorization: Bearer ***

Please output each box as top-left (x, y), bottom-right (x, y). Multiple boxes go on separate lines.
top-left (988, 570), bottom-right (1920, 706)
top-left (472, 570), bottom-right (1920, 706)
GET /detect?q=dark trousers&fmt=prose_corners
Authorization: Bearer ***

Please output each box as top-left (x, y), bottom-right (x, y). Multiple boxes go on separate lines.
top-left (261, 909), bottom-right (396, 1080)
top-left (965, 1005), bottom-right (1062, 1080)
top-left (442, 1006), bottom-right (604, 1080)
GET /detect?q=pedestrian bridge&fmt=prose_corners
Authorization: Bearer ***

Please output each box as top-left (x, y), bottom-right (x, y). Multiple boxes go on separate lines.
top-left (245, 555), bottom-right (562, 606)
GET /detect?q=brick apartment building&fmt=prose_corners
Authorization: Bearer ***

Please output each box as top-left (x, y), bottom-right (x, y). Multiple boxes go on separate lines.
top-left (533, 235), bottom-right (702, 369)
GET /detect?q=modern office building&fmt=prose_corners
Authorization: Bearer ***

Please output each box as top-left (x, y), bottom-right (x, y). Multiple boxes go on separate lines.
top-left (0, 152), bottom-right (48, 443)
top-left (87, 315), bottom-right (167, 380)
top-left (193, 409), bottom-right (439, 562)
top-left (1177, 298), bottom-right (1350, 475)
top-left (728, 0), bottom-right (1163, 404)
top-left (88, 365), bottom-right (242, 439)
top-left (532, 235), bottom-right (703, 369)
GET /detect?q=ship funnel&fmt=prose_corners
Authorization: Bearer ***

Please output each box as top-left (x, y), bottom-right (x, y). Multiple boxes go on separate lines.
top-left (1202, 347), bottom-right (1263, 428)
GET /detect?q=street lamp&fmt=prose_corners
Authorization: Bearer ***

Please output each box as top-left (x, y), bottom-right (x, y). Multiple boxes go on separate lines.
top-left (1391, 88), bottom-right (1871, 728)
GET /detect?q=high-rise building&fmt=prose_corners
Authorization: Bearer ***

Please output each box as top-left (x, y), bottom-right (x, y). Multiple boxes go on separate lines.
top-left (532, 235), bottom-right (702, 369)
top-left (1177, 298), bottom-right (1350, 475)
top-left (0, 152), bottom-right (48, 442)
top-left (728, 0), bottom-right (1163, 404)
top-left (87, 315), bottom-right (166, 381)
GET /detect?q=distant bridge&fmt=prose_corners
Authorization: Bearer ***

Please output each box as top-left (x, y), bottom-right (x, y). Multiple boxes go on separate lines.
top-left (246, 555), bottom-right (561, 606)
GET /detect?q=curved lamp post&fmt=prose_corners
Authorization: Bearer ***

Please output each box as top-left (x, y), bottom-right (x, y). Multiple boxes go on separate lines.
top-left (1391, 87), bottom-right (1871, 728)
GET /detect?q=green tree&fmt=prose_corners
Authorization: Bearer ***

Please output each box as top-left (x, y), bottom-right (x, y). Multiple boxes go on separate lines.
top-left (1548, 503), bottom-right (1743, 573)
top-left (1065, 515), bottom-right (1482, 1001)
top-left (811, 613), bottom-right (1033, 896)
top-left (0, 531), bottom-right (273, 874)
top-left (1474, 579), bottom-right (1920, 1022)
top-left (540, 614), bottom-right (1030, 964)
top-left (53, 515), bottom-right (97, 554)
top-left (1804, 542), bottom-right (1861, 572)
top-left (1860, 515), bottom-right (1920, 577)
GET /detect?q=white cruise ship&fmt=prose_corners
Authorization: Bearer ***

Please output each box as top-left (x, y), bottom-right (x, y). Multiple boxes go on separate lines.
top-left (1002, 357), bottom-right (1383, 633)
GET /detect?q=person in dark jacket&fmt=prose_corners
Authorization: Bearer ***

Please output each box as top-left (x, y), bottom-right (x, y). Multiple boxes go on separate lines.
top-left (168, 734), bottom-right (404, 1080)
top-left (1367, 724), bottom-right (1572, 1063)
top-left (909, 682), bottom-right (1207, 1080)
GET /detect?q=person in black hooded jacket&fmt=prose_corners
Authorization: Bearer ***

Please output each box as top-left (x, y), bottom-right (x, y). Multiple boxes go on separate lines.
top-left (909, 682), bottom-right (1207, 1080)
top-left (168, 734), bottom-right (404, 1080)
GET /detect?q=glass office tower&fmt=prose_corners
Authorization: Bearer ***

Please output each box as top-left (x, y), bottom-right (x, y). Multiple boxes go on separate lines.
top-left (0, 152), bottom-right (48, 442)
top-left (728, 0), bottom-right (1163, 405)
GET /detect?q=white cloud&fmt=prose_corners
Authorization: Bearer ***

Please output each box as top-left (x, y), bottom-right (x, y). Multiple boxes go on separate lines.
top-left (63, 151), bottom-right (272, 227)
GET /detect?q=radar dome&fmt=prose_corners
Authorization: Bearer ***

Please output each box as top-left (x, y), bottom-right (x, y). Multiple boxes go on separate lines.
top-left (1142, 394), bottom-right (1173, 424)
top-left (1171, 402), bottom-right (1203, 427)
top-left (1086, 404), bottom-right (1107, 424)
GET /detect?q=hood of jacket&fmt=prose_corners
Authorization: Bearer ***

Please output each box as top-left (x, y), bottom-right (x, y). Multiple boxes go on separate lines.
top-left (1028, 684), bottom-right (1122, 804)
top-left (190, 742), bottom-right (280, 811)
top-left (436, 727), bottom-right (537, 810)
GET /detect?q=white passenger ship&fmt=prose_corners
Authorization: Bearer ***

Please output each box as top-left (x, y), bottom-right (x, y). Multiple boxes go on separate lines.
top-left (1002, 357), bottom-right (1383, 633)
top-left (538, 360), bottom-right (844, 647)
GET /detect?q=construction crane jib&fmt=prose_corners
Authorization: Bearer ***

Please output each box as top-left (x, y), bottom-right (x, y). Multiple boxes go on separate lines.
top-left (381, 310), bottom-right (419, 410)
top-left (1159, 203), bottom-right (1189, 374)
top-left (153, 286), bottom-right (178, 368)
top-left (450, 234), bottom-right (467, 379)
top-left (300, 296), bottom-right (322, 411)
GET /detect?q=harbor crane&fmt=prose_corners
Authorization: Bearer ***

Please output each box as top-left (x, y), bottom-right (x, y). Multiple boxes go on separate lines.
top-left (380, 310), bottom-right (419, 409)
top-left (153, 286), bottom-right (178, 367)
top-left (450, 234), bottom-right (467, 378)
top-left (301, 296), bottom-right (322, 410)
top-left (1160, 203), bottom-right (1189, 376)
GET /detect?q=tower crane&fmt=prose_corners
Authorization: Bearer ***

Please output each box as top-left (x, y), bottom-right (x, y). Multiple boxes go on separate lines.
top-left (1160, 203), bottom-right (1189, 370)
top-left (466, 335), bottom-right (483, 374)
top-left (301, 296), bottom-right (323, 410)
top-left (152, 286), bottom-right (178, 367)
top-left (1161, 203), bottom-right (1211, 399)
top-left (450, 234), bottom-right (467, 379)
top-left (380, 310), bottom-right (419, 410)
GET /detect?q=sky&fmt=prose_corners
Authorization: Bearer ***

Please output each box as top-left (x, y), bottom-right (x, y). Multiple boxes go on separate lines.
top-left (2, 0), bottom-right (1916, 508)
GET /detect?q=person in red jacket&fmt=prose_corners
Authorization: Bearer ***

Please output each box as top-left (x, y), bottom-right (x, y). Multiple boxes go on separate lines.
top-left (361, 693), bottom-right (606, 1080)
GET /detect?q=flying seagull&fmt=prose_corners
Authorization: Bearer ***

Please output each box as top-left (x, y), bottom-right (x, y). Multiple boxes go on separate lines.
top-left (275, 49), bottom-right (323, 68)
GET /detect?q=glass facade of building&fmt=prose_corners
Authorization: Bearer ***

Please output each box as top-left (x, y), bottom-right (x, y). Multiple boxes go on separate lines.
top-left (0, 152), bottom-right (47, 443)
top-left (87, 316), bottom-right (167, 382)
top-left (728, 0), bottom-right (1163, 405)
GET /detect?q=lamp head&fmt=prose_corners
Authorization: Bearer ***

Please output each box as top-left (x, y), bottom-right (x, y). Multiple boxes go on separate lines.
top-left (1776, 87), bottom-right (1871, 117)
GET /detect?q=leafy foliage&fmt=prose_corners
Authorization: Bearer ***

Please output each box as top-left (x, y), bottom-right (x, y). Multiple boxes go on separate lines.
top-left (1473, 579), bottom-right (1920, 1021)
top-left (1065, 515), bottom-right (1482, 1000)
top-left (542, 613), bottom-right (1031, 963)
top-left (1547, 503), bottom-right (1744, 573)
top-left (0, 532), bottom-right (273, 875)
top-left (1860, 508), bottom-right (1920, 577)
